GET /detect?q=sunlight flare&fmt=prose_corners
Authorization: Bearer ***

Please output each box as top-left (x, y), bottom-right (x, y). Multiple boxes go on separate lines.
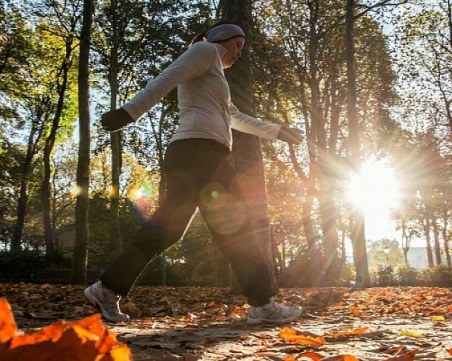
top-left (346, 160), bottom-right (401, 219)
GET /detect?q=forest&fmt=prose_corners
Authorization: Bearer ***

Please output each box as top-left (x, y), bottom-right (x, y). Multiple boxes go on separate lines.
top-left (0, 0), bottom-right (451, 288)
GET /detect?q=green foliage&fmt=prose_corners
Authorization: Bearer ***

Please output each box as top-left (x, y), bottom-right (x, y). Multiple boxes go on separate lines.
top-left (368, 239), bottom-right (404, 273)
top-left (1, 0), bottom-right (450, 286)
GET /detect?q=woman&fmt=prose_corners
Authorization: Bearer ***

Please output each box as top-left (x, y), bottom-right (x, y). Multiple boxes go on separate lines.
top-left (84, 22), bottom-right (303, 324)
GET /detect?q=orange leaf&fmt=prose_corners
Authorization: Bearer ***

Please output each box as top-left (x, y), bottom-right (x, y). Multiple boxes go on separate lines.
top-left (323, 356), bottom-right (360, 361)
top-left (298, 351), bottom-right (325, 360)
top-left (279, 327), bottom-right (326, 347)
top-left (385, 350), bottom-right (418, 361)
top-left (0, 299), bottom-right (17, 343)
top-left (328, 327), bottom-right (368, 339)
top-left (284, 356), bottom-right (297, 361)
top-left (447, 348), bottom-right (452, 356)
top-left (0, 299), bottom-right (131, 361)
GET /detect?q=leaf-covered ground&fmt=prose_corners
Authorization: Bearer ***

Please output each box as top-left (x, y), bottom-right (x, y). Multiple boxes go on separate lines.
top-left (1, 283), bottom-right (451, 360)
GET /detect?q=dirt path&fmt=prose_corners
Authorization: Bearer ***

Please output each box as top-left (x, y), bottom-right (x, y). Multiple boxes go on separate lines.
top-left (1, 283), bottom-right (451, 360)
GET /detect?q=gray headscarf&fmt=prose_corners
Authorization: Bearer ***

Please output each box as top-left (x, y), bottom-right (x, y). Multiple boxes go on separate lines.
top-left (205, 24), bottom-right (245, 43)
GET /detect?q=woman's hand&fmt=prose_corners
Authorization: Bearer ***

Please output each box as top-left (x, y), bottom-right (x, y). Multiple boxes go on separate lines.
top-left (101, 108), bottom-right (134, 132)
top-left (277, 125), bottom-right (303, 145)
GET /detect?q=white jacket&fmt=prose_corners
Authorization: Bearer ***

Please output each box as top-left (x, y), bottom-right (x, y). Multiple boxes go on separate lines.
top-left (122, 41), bottom-right (281, 149)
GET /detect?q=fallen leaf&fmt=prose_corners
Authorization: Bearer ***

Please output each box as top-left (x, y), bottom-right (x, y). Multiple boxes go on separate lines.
top-left (382, 344), bottom-right (407, 355)
top-left (0, 298), bottom-right (131, 361)
top-left (385, 349), bottom-right (418, 361)
top-left (0, 299), bottom-right (17, 343)
top-left (323, 355), bottom-right (360, 361)
top-left (279, 327), bottom-right (326, 347)
top-left (298, 351), bottom-right (325, 360)
top-left (284, 356), bottom-right (297, 361)
top-left (399, 330), bottom-right (422, 338)
top-left (328, 327), bottom-right (368, 339)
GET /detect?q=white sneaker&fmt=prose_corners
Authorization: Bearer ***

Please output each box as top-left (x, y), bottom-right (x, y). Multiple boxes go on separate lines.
top-left (84, 280), bottom-right (130, 322)
top-left (247, 299), bottom-right (302, 325)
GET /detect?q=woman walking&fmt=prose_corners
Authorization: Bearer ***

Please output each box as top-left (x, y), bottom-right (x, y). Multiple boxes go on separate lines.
top-left (84, 22), bottom-right (303, 324)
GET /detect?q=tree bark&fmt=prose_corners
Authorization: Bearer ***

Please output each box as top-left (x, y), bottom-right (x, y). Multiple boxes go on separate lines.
top-left (108, 0), bottom-right (123, 259)
top-left (219, 0), bottom-right (278, 291)
top-left (432, 217), bottom-right (442, 265)
top-left (442, 207), bottom-right (451, 268)
top-left (401, 219), bottom-right (412, 265)
top-left (424, 215), bottom-right (434, 268)
top-left (72, 0), bottom-right (93, 284)
top-left (42, 36), bottom-right (74, 257)
top-left (345, 0), bottom-right (370, 288)
top-left (11, 122), bottom-right (44, 252)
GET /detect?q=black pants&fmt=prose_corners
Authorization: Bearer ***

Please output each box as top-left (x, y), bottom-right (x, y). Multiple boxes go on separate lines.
top-left (101, 139), bottom-right (277, 306)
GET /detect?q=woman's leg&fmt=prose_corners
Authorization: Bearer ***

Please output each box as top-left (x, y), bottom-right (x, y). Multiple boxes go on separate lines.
top-left (100, 140), bottom-right (203, 296)
top-left (198, 154), bottom-right (278, 306)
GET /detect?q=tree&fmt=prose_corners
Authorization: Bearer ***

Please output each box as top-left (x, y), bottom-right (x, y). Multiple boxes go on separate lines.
top-left (219, 0), bottom-right (278, 291)
top-left (3, 19), bottom-right (49, 252)
top-left (92, 0), bottom-right (205, 259)
top-left (344, 0), bottom-right (370, 288)
top-left (72, 0), bottom-right (93, 284)
top-left (252, 0), bottom-right (398, 286)
top-left (0, 142), bottom-right (25, 250)
top-left (33, 0), bottom-right (80, 257)
top-left (342, 0), bottom-right (408, 288)
top-left (395, 0), bottom-right (452, 134)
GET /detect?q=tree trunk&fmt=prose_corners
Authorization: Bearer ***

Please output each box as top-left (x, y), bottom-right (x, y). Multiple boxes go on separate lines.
top-left (11, 124), bottom-right (43, 252)
top-left (11, 170), bottom-right (29, 252)
top-left (307, 0), bottom-right (339, 284)
top-left (42, 37), bottom-right (74, 257)
top-left (424, 216), bottom-right (434, 268)
top-left (72, 0), bottom-right (93, 284)
top-left (219, 0), bottom-right (277, 291)
top-left (442, 207), bottom-right (451, 268)
top-left (432, 217), bottom-right (442, 265)
top-left (288, 146), bottom-right (318, 285)
top-left (344, 0), bottom-right (370, 288)
top-left (401, 219), bottom-right (411, 265)
top-left (108, 0), bottom-right (123, 259)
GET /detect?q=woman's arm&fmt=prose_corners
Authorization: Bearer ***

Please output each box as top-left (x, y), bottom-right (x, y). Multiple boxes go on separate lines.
top-left (101, 42), bottom-right (217, 132)
top-left (123, 42), bottom-right (216, 121)
top-left (229, 103), bottom-right (302, 144)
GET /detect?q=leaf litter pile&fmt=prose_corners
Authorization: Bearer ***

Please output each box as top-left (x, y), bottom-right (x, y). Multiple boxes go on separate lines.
top-left (1, 283), bottom-right (451, 360)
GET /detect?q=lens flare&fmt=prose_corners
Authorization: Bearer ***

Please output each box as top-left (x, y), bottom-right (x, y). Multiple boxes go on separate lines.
top-left (346, 160), bottom-right (401, 217)
top-left (129, 182), bottom-right (154, 218)
top-left (70, 185), bottom-right (82, 197)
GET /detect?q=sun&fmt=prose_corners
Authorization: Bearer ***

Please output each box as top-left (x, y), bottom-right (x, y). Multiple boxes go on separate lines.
top-left (345, 159), bottom-right (401, 238)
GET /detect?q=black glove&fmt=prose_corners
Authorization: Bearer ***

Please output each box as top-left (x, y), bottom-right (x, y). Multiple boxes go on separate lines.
top-left (277, 125), bottom-right (303, 145)
top-left (101, 108), bottom-right (134, 132)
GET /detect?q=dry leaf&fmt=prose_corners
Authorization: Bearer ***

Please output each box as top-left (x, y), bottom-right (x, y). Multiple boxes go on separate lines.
top-left (328, 327), bottom-right (368, 339)
top-left (0, 298), bottom-right (131, 361)
top-left (298, 351), bottom-right (325, 360)
top-left (323, 355), bottom-right (360, 361)
top-left (385, 349), bottom-right (418, 361)
top-left (279, 327), bottom-right (326, 347)
top-left (0, 299), bottom-right (17, 343)
top-left (284, 356), bottom-right (297, 361)
top-left (399, 330), bottom-right (422, 338)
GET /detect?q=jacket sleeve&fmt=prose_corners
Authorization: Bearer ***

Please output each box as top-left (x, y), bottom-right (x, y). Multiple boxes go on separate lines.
top-left (123, 42), bottom-right (216, 121)
top-left (229, 102), bottom-right (281, 140)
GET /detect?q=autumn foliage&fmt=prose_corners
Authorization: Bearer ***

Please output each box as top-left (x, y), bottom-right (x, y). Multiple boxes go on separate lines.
top-left (279, 326), bottom-right (420, 361)
top-left (0, 299), bottom-right (131, 361)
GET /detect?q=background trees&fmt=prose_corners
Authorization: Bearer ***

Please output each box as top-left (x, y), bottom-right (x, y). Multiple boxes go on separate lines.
top-left (0, 0), bottom-right (450, 286)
